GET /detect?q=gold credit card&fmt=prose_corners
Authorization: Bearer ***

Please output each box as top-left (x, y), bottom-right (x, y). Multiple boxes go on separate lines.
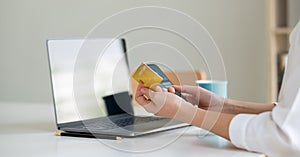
top-left (132, 63), bottom-right (163, 88)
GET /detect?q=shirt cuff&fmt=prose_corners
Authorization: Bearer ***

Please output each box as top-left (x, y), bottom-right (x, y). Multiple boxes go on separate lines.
top-left (229, 114), bottom-right (256, 150)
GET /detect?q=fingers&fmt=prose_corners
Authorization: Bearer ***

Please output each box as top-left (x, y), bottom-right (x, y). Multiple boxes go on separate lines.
top-left (136, 84), bottom-right (171, 108)
top-left (140, 87), bottom-right (152, 99)
top-left (162, 88), bottom-right (168, 92)
top-left (135, 84), bottom-right (145, 99)
top-left (140, 86), bottom-right (168, 105)
top-left (172, 85), bottom-right (182, 92)
top-left (140, 86), bottom-right (162, 99)
top-left (135, 93), bottom-right (151, 106)
top-left (135, 84), bottom-right (151, 106)
top-left (168, 86), bottom-right (175, 93)
top-left (151, 85), bottom-right (170, 92)
top-left (150, 85), bottom-right (163, 92)
top-left (173, 85), bottom-right (201, 106)
top-left (136, 84), bottom-right (164, 105)
top-left (137, 87), bottom-right (163, 114)
top-left (181, 93), bottom-right (198, 106)
top-left (173, 85), bottom-right (199, 95)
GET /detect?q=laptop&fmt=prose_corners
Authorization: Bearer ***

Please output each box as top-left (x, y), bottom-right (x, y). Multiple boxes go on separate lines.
top-left (46, 38), bottom-right (189, 138)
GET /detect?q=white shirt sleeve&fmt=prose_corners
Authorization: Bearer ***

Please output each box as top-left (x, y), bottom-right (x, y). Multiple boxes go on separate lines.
top-left (229, 21), bottom-right (300, 157)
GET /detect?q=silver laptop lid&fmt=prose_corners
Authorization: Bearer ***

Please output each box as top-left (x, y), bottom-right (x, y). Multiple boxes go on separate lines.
top-left (46, 38), bottom-right (133, 124)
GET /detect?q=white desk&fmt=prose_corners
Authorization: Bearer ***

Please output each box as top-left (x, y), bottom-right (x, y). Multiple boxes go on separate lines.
top-left (0, 102), bottom-right (265, 157)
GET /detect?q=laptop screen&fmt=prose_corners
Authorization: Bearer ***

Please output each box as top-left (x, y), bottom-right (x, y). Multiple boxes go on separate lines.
top-left (47, 39), bottom-right (133, 124)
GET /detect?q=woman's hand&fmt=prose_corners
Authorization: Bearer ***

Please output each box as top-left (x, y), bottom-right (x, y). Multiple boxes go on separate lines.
top-left (170, 85), bottom-right (275, 114)
top-left (135, 84), bottom-right (189, 118)
top-left (135, 84), bottom-right (235, 141)
top-left (170, 85), bottom-right (225, 113)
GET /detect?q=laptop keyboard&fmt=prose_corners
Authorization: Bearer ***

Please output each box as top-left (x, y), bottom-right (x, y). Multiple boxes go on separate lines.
top-left (82, 116), bottom-right (168, 130)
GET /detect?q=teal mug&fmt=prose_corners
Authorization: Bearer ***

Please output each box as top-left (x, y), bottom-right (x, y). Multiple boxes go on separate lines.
top-left (195, 80), bottom-right (227, 98)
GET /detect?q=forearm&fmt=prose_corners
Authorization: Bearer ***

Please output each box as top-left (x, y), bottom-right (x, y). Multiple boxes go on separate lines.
top-left (223, 99), bottom-right (275, 114)
top-left (190, 100), bottom-right (274, 140)
top-left (191, 109), bottom-right (234, 140)
top-left (175, 102), bottom-right (234, 140)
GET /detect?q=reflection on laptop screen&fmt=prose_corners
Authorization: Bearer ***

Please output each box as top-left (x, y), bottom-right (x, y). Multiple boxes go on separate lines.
top-left (47, 39), bottom-right (131, 124)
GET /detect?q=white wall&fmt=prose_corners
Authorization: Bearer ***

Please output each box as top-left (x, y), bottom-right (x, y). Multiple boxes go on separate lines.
top-left (0, 0), bottom-right (269, 103)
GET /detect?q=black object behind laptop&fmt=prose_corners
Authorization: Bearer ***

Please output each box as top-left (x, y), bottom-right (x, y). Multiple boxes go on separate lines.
top-left (46, 38), bottom-right (189, 138)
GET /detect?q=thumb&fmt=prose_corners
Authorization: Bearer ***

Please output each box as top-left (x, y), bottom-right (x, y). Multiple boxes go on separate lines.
top-left (141, 91), bottom-right (165, 114)
top-left (140, 88), bottom-right (152, 100)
